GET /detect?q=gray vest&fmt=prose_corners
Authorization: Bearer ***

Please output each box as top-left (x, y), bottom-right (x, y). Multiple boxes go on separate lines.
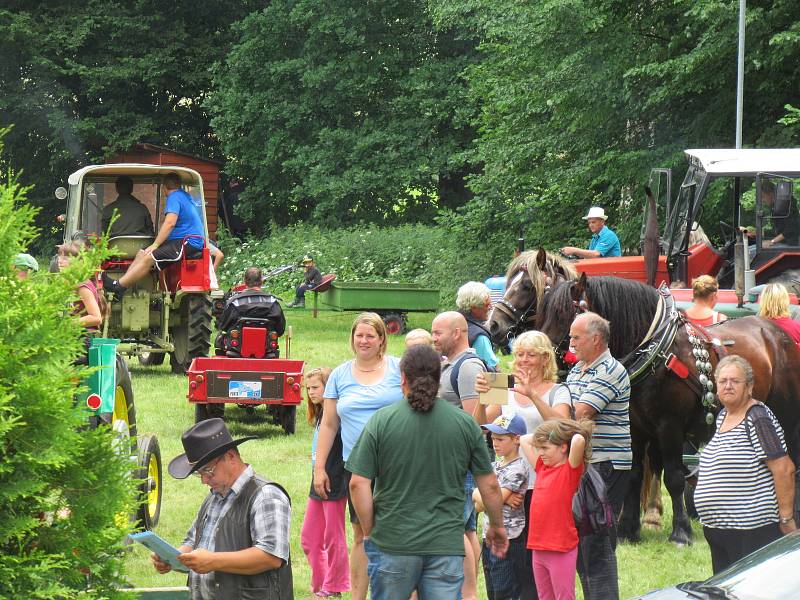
top-left (193, 474), bottom-right (293, 600)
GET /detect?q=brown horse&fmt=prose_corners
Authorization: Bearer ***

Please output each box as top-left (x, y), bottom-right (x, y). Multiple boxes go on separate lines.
top-left (537, 273), bottom-right (800, 544)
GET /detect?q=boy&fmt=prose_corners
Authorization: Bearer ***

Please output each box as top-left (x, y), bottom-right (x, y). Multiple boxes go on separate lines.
top-left (404, 328), bottom-right (433, 348)
top-left (473, 414), bottom-right (528, 600)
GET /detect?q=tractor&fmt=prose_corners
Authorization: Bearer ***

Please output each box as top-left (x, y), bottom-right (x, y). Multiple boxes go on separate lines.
top-left (55, 165), bottom-right (218, 373)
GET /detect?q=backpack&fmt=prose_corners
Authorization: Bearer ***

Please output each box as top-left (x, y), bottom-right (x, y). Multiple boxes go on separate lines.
top-left (448, 351), bottom-right (498, 399)
top-left (572, 463), bottom-right (614, 537)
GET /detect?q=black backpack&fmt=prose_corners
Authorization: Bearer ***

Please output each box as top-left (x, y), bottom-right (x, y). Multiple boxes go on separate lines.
top-left (572, 463), bottom-right (614, 537)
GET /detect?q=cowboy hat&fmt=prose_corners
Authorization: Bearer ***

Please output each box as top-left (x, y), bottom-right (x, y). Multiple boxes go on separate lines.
top-left (168, 418), bottom-right (257, 479)
top-left (583, 206), bottom-right (608, 220)
top-left (301, 255), bottom-right (314, 264)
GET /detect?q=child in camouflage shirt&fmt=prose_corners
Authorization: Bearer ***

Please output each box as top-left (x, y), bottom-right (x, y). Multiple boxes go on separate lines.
top-left (473, 413), bottom-right (529, 600)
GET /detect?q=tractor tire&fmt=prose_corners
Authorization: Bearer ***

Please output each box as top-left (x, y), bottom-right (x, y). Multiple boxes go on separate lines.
top-left (382, 312), bottom-right (407, 335)
top-left (280, 405), bottom-right (296, 435)
top-left (135, 434), bottom-right (162, 531)
top-left (113, 355), bottom-right (137, 454)
top-left (195, 402), bottom-right (225, 424)
top-left (138, 352), bottom-right (165, 366)
top-left (170, 294), bottom-right (212, 374)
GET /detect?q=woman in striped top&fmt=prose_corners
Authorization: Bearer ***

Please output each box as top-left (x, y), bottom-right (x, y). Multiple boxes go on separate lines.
top-left (694, 355), bottom-right (797, 574)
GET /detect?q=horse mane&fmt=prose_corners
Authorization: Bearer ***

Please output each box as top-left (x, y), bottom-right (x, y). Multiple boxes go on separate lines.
top-left (539, 276), bottom-right (660, 359)
top-left (505, 250), bottom-right (579, 311)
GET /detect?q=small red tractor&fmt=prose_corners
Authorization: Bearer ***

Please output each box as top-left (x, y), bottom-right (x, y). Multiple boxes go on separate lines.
top-left (187, 280), bottom-right (304, 434)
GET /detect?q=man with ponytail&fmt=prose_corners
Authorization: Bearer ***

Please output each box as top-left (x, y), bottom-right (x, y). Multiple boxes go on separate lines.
top-left (347, 345), bottom-right (508, 600)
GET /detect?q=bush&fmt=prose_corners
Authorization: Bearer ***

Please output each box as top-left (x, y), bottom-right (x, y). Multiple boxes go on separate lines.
top-left (218, 221), bottom-right (517, 307)
top-left (0, 140), bottom-right (134, 598)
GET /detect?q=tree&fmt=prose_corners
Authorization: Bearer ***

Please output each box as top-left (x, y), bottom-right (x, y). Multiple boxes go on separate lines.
top-left (209, 0), bottom-right (479, 230)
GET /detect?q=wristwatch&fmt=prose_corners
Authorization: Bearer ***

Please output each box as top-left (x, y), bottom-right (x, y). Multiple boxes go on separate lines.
top-left (779, 515), bottom-right (795, 525)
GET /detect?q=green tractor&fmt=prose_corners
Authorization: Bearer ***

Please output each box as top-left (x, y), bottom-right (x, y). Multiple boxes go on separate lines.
top-left (56, 165), bottom-right (218, 373)
top-left (81, 338), bottom-right (162, 530)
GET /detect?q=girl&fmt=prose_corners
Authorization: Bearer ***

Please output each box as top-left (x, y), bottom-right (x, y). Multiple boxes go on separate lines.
top-left (521, 419), bottom-right (594, 600)
top-left (300, 367), bottom-right (350, 598)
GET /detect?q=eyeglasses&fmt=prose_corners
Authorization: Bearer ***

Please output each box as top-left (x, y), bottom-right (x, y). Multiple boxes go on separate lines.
top-left (717, 378), bottom-right (746, 388)
top-left (193, 458), bottom-right (221, 478)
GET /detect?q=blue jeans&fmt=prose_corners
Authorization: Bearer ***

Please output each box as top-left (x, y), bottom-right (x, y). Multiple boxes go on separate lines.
top-left (364, 538), bottom-right (463, 600)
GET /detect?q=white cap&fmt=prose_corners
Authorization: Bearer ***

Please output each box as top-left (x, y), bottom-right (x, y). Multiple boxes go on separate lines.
top-left (583, 206), bottom-right (608, 220)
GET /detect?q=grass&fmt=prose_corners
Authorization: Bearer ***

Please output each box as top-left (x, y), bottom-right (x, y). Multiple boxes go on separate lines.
top-left (122, 309), bottom-right (712, 598)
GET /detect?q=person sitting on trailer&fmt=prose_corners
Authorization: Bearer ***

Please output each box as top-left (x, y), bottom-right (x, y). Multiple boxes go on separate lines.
top-left (288, 255), bottom-right (323, 308)
top-left (215, 267), bottom-right (286, 356)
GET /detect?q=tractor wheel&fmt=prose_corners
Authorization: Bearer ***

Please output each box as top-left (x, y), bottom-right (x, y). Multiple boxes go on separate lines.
top-left (112, 355), bottom-right (137, 454)
top-left (135, 434), bottom-right (162, 530)
top-left (195, 402), bottom-right (225, 424)
top-left (280, 405), bottom-right (296, 435)
top-left (382, 312), bottom-right (407, 335)
top-left (170, 294), bottom-right (212, 374)
top-left (138, 352), bottom-right (165, 366)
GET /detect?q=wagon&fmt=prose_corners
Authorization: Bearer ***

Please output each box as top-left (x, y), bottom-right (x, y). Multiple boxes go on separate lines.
top-left (319, 281), bottom-right (440, 334)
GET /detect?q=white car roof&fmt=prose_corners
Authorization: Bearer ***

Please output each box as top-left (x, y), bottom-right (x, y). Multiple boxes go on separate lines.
top-left (685, 149), bottom-right (800, 176)
top-left (67, 164), bottom-right (202, 186)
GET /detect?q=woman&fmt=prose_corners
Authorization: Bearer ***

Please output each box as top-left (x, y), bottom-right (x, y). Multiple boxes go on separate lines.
top-left (684, 275), bottom-right (727, 326)
top-left (694, 355), bottom-right (797, 574)
top-left (314, 313), bottom-right (403, 600)
top-left (759, 283), bottom-right (800, 346)
top-left (474, 330), bottom-right (572, 600)
top-left (456, 281), bottom-right (499, 370)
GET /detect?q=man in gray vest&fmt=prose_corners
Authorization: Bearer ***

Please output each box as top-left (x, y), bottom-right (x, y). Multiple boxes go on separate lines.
top-left (152, 418), bottom-right (293, 599)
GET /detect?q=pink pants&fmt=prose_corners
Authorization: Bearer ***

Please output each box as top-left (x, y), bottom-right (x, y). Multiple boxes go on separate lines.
top-left (301, 497), bottom-right (351, 593)
top-left (532, 547), bottom-right (578, 600)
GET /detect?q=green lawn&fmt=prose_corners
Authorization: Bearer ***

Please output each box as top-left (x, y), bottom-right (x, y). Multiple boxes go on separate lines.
top-left (122, 309), bottom-right (712, 598)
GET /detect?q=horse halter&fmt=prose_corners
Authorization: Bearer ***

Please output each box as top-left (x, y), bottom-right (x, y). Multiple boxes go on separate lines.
top-left (494, 268), bottom-right (559, 340)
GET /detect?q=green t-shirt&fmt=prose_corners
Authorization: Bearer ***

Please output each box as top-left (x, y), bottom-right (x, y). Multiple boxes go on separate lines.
top-left (345, 398), bottom-right (493, 556)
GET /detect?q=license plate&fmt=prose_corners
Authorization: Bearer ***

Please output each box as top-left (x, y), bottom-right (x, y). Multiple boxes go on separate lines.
top-left (228, 380), bottom-right (262, 399)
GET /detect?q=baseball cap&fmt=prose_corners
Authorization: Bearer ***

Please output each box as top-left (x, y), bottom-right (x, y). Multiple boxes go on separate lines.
top-left (13, 253), bottom-right (39, 272)
top-left (482, 413), bottom-right (526, 436)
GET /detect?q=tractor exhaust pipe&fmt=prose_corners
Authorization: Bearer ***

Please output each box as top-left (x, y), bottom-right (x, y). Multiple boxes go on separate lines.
top-left (734, 229), bottom-right (745, 307)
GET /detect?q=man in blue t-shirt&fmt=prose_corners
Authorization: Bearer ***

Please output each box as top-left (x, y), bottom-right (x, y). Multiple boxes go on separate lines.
top-left (561, 206), bottom-right (622, 258)
top-left (102, 172), bottom-right (206, 299)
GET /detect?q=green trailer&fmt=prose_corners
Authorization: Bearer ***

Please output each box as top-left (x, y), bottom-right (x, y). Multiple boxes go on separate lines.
top-left (320, 281), bottom-right (440, 334)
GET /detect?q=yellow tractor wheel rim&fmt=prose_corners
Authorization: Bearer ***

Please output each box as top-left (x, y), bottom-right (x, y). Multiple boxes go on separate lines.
top-left (113, 384), bottom-right (130, 428)
top-left (147, 452), bottom-right (160, 518)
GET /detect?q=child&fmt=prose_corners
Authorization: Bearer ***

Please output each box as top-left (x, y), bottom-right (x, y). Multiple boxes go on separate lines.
top-left (521, 419), bottom-right (594, 600)
top-left (473, 413), bottom-right (529, 600)
top-left (404, 328), bottom-right (433, 348)
top-left (300, 367), bottom-right (350, 597)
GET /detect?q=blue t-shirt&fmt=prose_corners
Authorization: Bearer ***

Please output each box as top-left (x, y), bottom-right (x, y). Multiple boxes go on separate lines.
top-left (166, 188), bottom-right (205, 249)
top-left (473, 335), bottom-right (499, 369)
top-left (324, 356), bottom-right (403, 460)
top-left (588, 225), bottom-right (621, 257)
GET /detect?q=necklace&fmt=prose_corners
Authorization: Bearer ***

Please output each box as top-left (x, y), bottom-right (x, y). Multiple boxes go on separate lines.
top-left (355, 358), bottom-right (384, 373)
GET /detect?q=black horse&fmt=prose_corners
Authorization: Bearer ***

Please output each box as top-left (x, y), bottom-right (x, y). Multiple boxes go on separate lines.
top-left (537, 273), bottom-right (800, 544)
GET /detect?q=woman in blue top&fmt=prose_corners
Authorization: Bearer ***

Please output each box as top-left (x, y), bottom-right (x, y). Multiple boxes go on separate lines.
top-left (314, 312), bottom-right (403, 600)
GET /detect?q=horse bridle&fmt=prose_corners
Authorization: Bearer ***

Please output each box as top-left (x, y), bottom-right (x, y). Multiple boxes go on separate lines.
top-left (551, 284), bottom-right (591, 363)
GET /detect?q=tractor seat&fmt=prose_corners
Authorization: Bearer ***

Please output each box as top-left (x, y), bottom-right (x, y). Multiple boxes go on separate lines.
top-left (108, 235), bottom-right (156, 259)
top-left (312, 273), bottom-right (337, 293)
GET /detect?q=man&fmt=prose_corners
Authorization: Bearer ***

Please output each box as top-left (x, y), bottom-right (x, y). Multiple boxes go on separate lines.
top-left (346, 344), bottom-right (508, 600)
top-left (566, 312), bottom-right (631, 600)
top-left (431, 311), bottom-right (486, 600)
top-left (102, 172), bottom-right (205, 299)
top-left (215, 267), bottom-right (286, 356)
top-left (13, 253), bottom-right (39, 280)
top-left (102, 176), bottom-right (154, 237)
top-left (287, 255), bottom-right (323, 308)
top-left (152, 418), bottom-right (293, 599)
top-left (761, 180), bottom-right (800, 248)
top-left (456, 281), bottom-right (500, 370)
top-left (561, 206), bottom-right (622, 258)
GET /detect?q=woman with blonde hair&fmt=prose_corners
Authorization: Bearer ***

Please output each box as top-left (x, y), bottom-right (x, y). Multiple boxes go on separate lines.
top-left (684, 275), bottom-right (727, 326)
top-left (759, 283), bottom-right (800, 345)
top-left (313, 312), bottom-right (403, 600)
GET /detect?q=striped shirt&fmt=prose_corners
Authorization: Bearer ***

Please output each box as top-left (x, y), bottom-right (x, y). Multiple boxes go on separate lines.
top-left (566, 350), bottom-right (632, 469)
top-left (183, 465), bottom-right (291, 600)
top-left (695, 403), bottom-right (787, 530)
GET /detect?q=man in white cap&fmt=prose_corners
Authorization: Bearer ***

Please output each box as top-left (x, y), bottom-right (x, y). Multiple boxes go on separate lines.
top-left (561, 206), bottom-right (621, 258)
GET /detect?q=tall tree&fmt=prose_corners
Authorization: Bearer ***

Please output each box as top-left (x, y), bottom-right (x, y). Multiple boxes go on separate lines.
top-left (209, 0), bottom-right (479, 230)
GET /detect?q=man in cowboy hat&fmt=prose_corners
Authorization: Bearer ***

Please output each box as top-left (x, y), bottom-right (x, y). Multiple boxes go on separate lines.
top-left (287, 255), bottom-right (323, 308)
top-left (151, 418), bottom-right (293, 599)
top-left (561, 206), bottom-right (622, 258)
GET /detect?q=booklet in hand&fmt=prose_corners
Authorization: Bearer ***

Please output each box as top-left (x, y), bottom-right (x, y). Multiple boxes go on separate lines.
top-left (128, 531), bottom-right (190, 573)
top-left (479, 372), bottom-right (514, 405)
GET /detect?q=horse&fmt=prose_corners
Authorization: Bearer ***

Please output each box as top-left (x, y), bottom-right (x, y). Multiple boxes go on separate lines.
top-left (487, 248), bottom-right (577, 347)
top-left (537, 273), bottom-right (800, 544)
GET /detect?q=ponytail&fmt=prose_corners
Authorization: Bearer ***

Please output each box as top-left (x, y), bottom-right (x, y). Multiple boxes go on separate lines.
top-left (400, 345), bottom-right (441, 412)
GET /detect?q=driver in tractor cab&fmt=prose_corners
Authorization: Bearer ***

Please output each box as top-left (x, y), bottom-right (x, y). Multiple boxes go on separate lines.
top-left (215, 267), bottom-right (286, 358)
top-left (101, 172), bottom-right (205, 300)
top-left (761, 180), bottom-right (799, 248)
top-left (561, 206), bottom-right (622, 258)
top-left (101, 176), bottom-right (154, 238)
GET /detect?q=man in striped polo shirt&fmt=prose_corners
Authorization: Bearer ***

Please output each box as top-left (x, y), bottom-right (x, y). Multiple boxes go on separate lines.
top-left (566, 311), bottom-right (631, 600)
